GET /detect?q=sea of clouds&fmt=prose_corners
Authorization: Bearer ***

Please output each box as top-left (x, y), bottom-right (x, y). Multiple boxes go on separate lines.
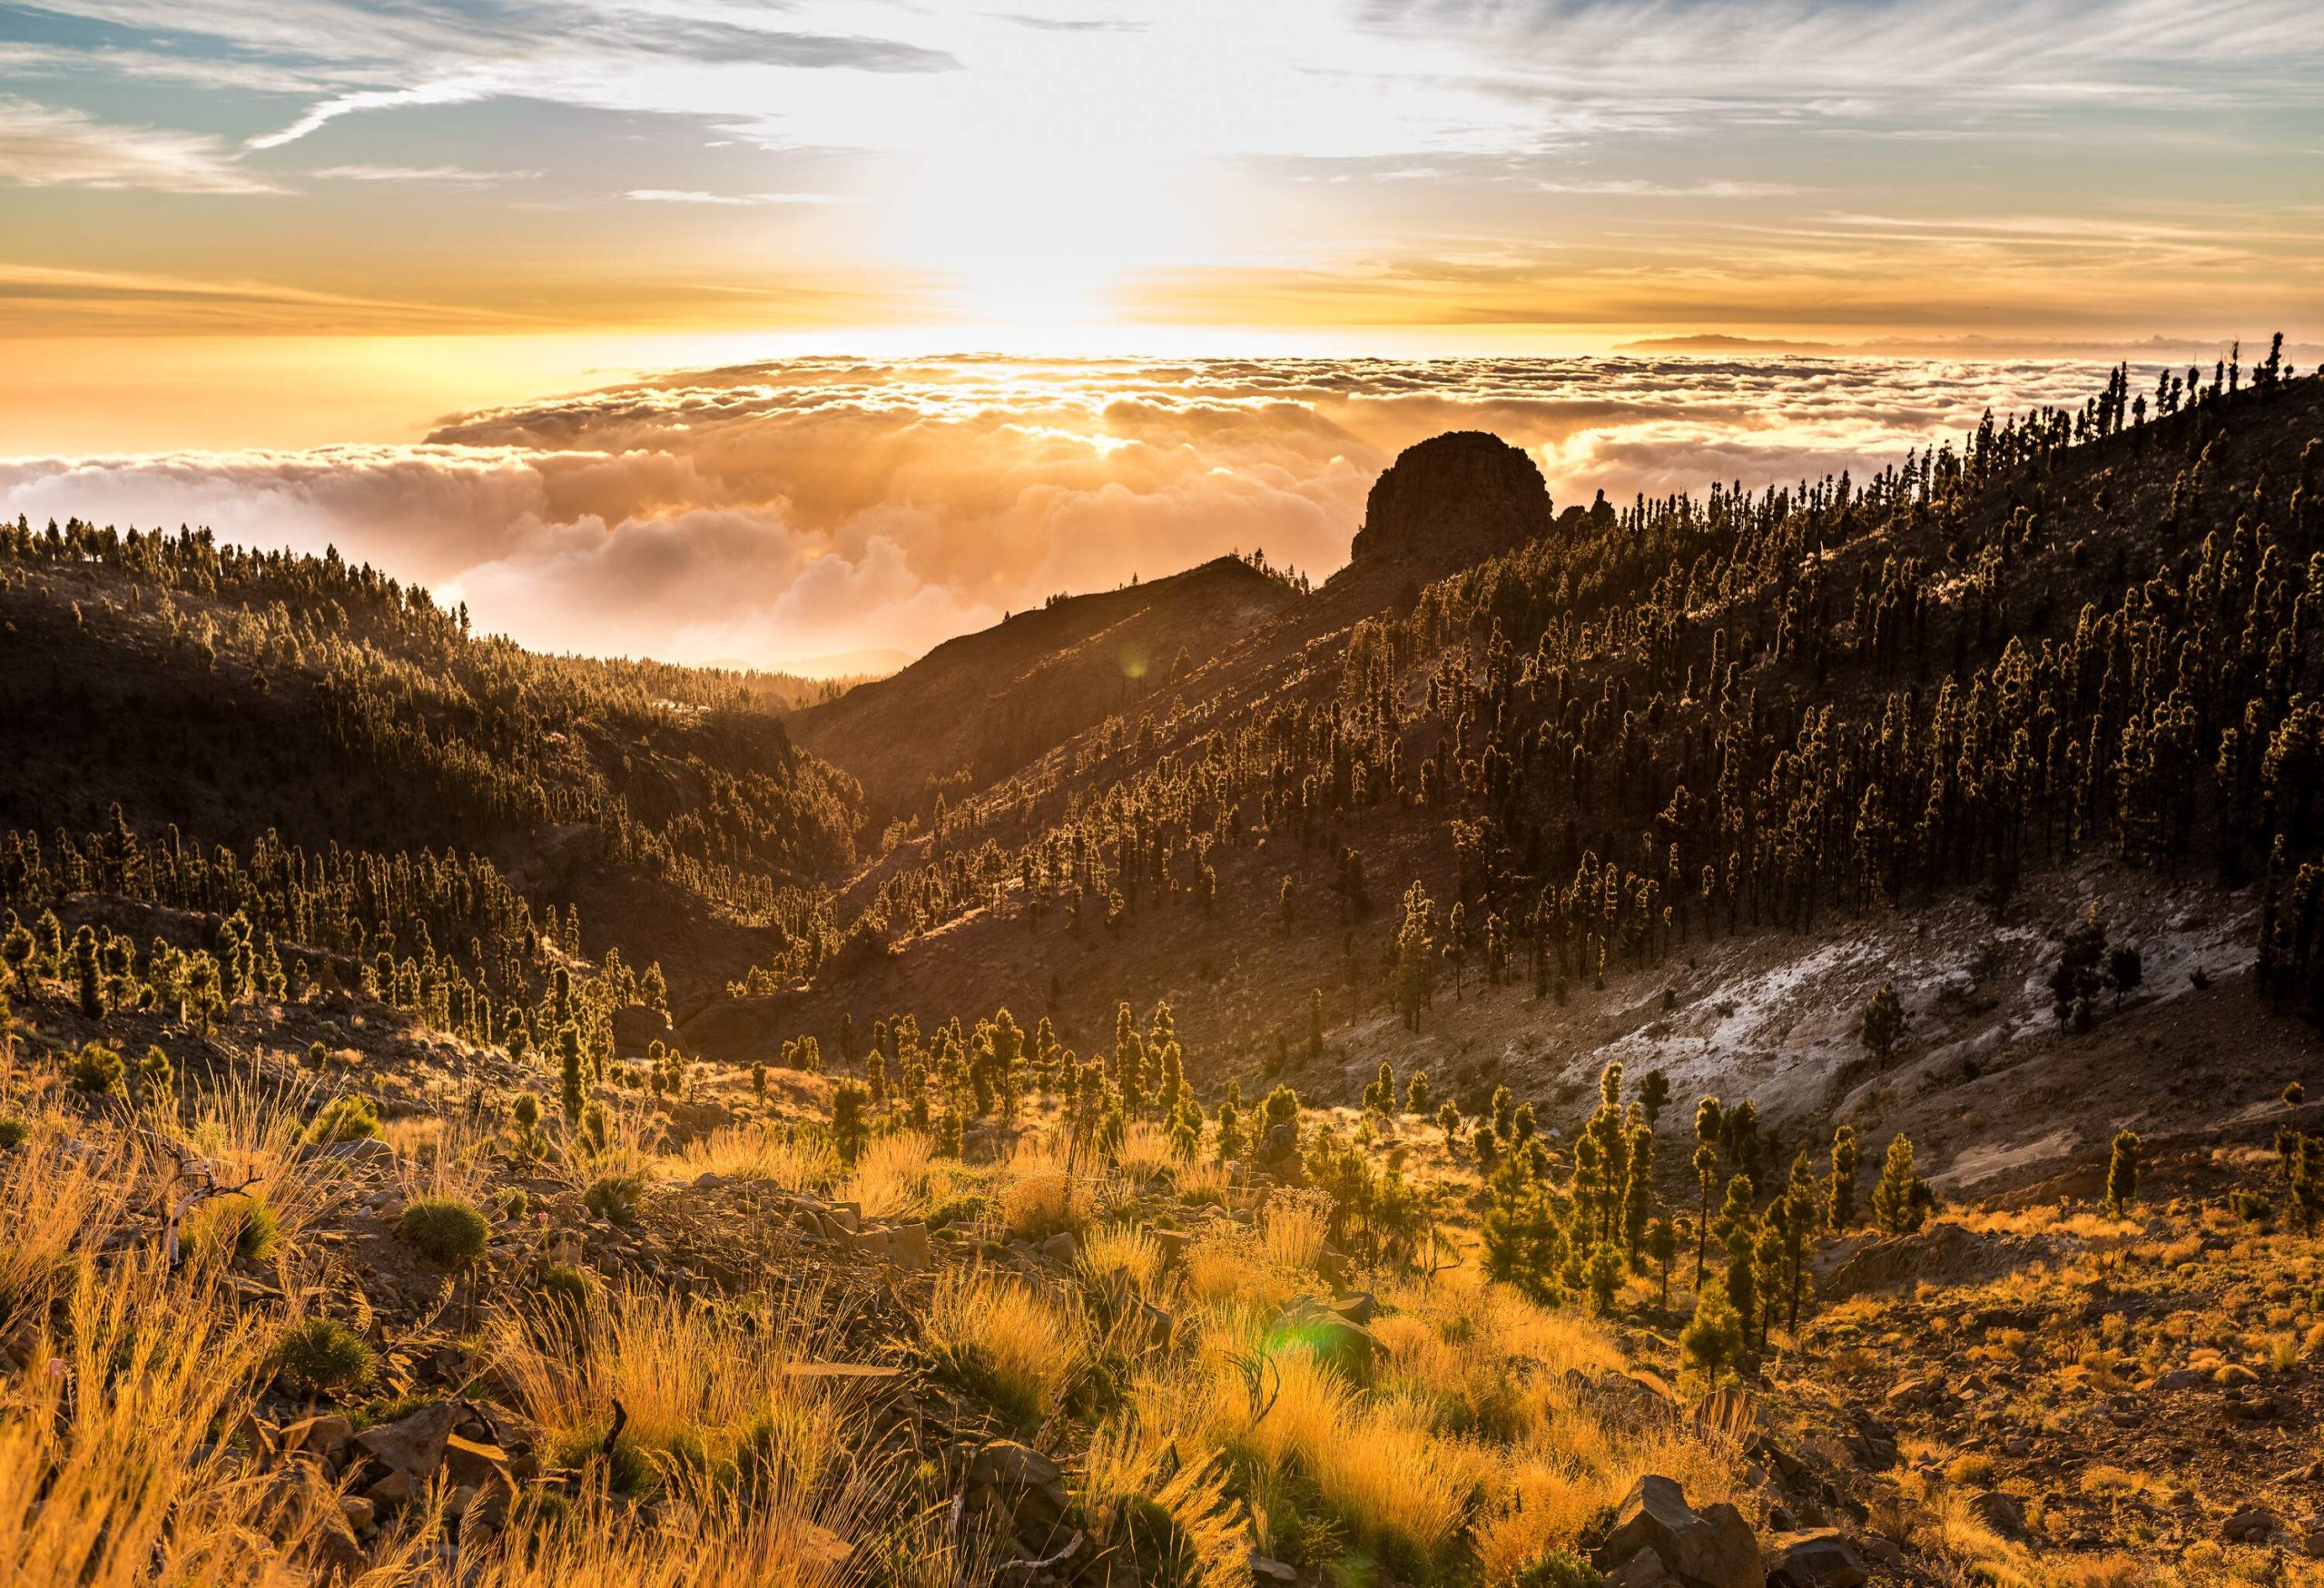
top-left (0, 353), bottom-right (2127, 671)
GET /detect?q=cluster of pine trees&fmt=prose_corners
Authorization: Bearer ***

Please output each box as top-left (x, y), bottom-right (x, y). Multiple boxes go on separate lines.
top-left (730, 345), bottom-right (2324, 1042)
top-left (0, 518), bottom-right (862, 931)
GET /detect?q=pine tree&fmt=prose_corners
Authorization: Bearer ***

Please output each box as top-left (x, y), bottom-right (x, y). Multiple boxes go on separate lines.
top-left (1639, 1070), bottom-right (1669, 1129)
top-left (558, 1021), bottom-right (585, 1124)
top-left (1681, 1277), bottom-right (1744, 1377)
top-left (831, 1081), bottom-right (871, 1165)
top-left (1406, 1069), bottom-right (1432, 1113)
top-left (1586, 1241), bottom-right (1622, 1314)
top-left (1860, 979), bottom-right (1906, 1065)
top-left (1871, 1133), bottom-right (1930, 1235)
top-left (1646, 1216), bottom-right (1679, 1307)
top-left (1435, 1099), bottom-right (1462, 1149)
top-left (1308, 987), bottom-right (1324, 1060)
top-left (1827, 1124), bottom-right (1861, 1230)
top-left (72, 925), bottom-right (102, 1019)
top-left (1724, 1223), bottom-right (1758, 1342)
top-left (2105, 1129), bottom-right (2141, 1214)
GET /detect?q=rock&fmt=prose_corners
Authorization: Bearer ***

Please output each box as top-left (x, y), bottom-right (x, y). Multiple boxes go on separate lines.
top-left (1270, 1296), bottom-right (1380, 1381)
top-left (1257, 1121), bottom-right (1300, 1166)
top-left (969, 1440), bottom-right (1070, 1530)
top-left (1966, 1490), bottom-right (2027, 1540)
top-left (852, 1227), bottom-right (894, 1264)
top-left (1249, 1556), bottom-right (1299, 1583)
top-left (295, 1137), bottom-right (396, 1169)
top-left (692, 1171), bottom-right (727, 1190)
top-left (1765, 1530), bottom-right (1869, 1588)
top-left (1331, 1290), bottom-right (1381, 1325)
top-left (352, 1400), bottom-right (456, 1483)
top-left (1861, 1535), bottom-right (1905, 1568)
top-left (1591, 1475), bottom-right (1762, 1588)
top-left (1348, 431), bottom-right (1551, 575)
top-left (340, 1495), bottom-right (376, 1532)
top-left (1039, 1230), bottom-right (1078, 1265)
top-left (442, 1433), bottom-right (510, 1489)
top-left (889, 1221), bottom-right (931, 1273)
top-left (2153, 1367), bottom-right (2209, 1391)
top-left (2299, 1524), bottom-right (2324, 1559)
top-left (281, 1413), bottom-right (355, 1464)
top-left (610, 1002), bottom-right (673, 1057)
top-left (1151, 1228), bottom-right (1192, 1265)
top-left (1606, 1546), bottom-right (1683, 1588)
top-left (2221, 1506), bottom-right (2280, 1544)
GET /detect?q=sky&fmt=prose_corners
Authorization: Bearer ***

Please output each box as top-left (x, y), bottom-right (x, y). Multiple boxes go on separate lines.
top-left (2, 0), bottom-right (2320, 667)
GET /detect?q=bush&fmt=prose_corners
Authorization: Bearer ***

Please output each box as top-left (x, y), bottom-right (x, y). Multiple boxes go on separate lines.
top-left (275, 1316), bottom-right (377, 1394)
top-left (1517, 1554), bottom-right (1605, 1588)
top-left (584, 1172), bottom-right (645, 1224)
top-left (540, 1263), bottom-right (596, 1314)
top-left (1680, 1277), bottom-right (1745, 1376)
top-left (189, 1190), bottom-right (280, 1263)
top-left (927, 1191), bottom-right (991, 1230)
top-left (66, 1041), bottom-right (124, 1096)
top-left (302, 1094), bottom-right (382, 1145)
top-left (495, 1186), bottom-right (529, 1221)
top-left (0, 1118), bottom-right (26, 1149)
top-left (399, 1197), bottom-right (490, 1266)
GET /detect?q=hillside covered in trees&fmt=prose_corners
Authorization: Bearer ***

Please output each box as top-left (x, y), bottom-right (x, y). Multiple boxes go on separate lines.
top-left (5, 340), bottom-right (2324, 1588)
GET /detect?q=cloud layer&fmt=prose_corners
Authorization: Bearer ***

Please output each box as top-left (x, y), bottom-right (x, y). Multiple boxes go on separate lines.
top-left (0, 353), bottom-right (2153, 670)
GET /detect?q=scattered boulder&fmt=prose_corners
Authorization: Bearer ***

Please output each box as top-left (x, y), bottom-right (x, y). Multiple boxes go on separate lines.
top-left (1590, 1475), bottom-right (1761, 1588)
top-left (2221, 1506), bottom-right (2280, 1544)
top-left (1967, 1490), bottom-right (2027, 1541)
top-left (352, 1400), bottom-right (456, 1486)
top-left (1606, 1545), bottom-right (1682, 1588)
top-left (1270, 1295), bottom-right (1380, 1380)
top-left (1765, 1530), bottom-right (1870, 1588)
top-left (295, 1137), bottom-right (396, 1169)
top-left (968, 1439), bottom-right (1070, 1532)
top-left (1039, 1230), bottom-right (1078, 1266)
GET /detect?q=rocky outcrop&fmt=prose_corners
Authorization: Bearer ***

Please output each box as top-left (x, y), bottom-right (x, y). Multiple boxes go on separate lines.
top-left (1591, 1475), bottom-right (1762, 1588)
top-left (1347, 431), bottom-right (1550, 575)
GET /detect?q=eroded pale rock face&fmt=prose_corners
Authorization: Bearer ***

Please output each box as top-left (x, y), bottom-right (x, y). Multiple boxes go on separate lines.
top-left (1349, 430), bottom-right (1550, 573)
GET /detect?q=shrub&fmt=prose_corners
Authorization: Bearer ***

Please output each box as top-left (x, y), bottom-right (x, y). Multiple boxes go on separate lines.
top-left (0, 1118), bottom-right (26, 1149)
top-left (189, 1189), bottom-right (280, 1263)
top-left (302, 1094), bottom-right (381, 1145)
top-left (399, 1197), bottom-right (490, 1266)
top-left (1517, 1554), bottom-right (1605, 1588)
top-left (276, 1317), bottom-right (377, 1394)
top-left (1680, 1277), bottom-right (1745, 1376)
top-left (66, 1041), bottom-right (124, 1096)
top-left (540, 1263), bottom-right (596, 1314)
top-left (584, 1172), bottom-right (645, 1224)
top-left (927, 1191), bottom-right (991, 1230)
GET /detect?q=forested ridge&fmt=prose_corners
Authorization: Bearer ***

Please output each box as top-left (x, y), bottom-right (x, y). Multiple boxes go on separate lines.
top-left (757, 340), bottom-right (2324, 1041)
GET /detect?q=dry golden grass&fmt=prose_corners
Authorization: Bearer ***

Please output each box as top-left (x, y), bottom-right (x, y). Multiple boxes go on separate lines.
top-left (1259, 1190), bottom-right (1329, 1272)
top-left (1079, 1222), bottom-right (1168, 1303)
top-left (921, 1265), bottom-right (1089, 1430)
top-left (669, 1123), bottom-right (837, 1190)
top-left (842, 1129), bottom-right (937, 1219)
top-left (993, 1141), bottom-right (1093, 1239)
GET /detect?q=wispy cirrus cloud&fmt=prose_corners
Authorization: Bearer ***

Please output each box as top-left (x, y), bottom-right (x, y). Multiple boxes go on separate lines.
top-left (624, 189), bottom-right (852, 206)
top-left (0, 95), bottom-right (276, 192)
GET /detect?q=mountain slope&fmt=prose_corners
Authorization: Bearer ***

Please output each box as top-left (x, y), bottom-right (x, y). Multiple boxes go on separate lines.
top-left (787, 553), bottom-right (1305, 816)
